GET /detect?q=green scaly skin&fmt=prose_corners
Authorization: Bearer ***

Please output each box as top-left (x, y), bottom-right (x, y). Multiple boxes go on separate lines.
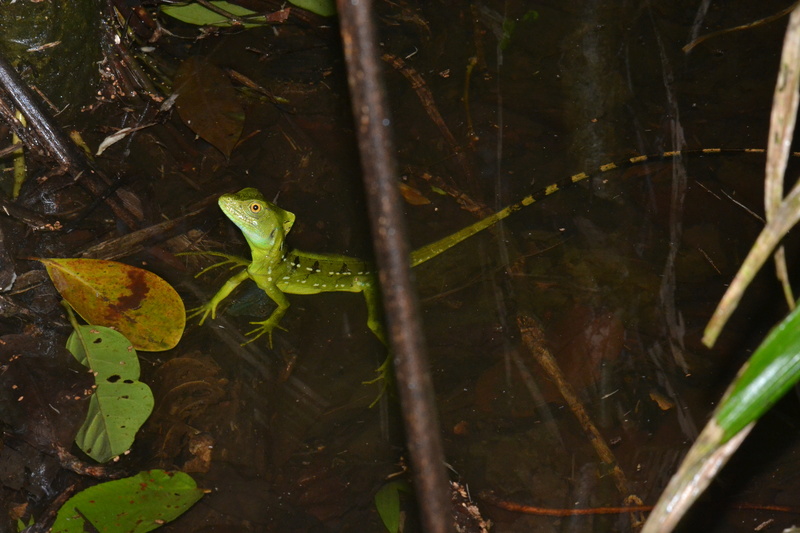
top-left (188, 149), bottom-right (790, 385)
top-left (188, 189), bottom-right (386, 344)
top-left (187, 188), bottom-right (394, 390)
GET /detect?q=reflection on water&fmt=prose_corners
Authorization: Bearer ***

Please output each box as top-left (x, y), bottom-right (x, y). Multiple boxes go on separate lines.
top-left (7, 0), bottom-right (798, 531)
top-left (173, 1), bottom-right (800, 531)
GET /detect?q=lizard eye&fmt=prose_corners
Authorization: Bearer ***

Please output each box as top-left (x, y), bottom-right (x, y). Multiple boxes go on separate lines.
top-left (249, 202), bottom-right (262, 213)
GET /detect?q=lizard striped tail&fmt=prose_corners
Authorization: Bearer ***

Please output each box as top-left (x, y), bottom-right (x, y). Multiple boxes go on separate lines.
top-left (409, 148), bottom-right (787, 268)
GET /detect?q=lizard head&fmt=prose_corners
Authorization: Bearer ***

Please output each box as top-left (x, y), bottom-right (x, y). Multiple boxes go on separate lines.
top-left (219, 188), bottom-right (296, 251)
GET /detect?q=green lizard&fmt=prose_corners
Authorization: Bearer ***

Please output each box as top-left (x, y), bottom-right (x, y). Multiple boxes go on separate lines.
top-left (188, 190), bottom-right (385, 345)
top-left (187, 182), bottom-right (542, 349)
top-left (188, 148), bottom-right (781, 358)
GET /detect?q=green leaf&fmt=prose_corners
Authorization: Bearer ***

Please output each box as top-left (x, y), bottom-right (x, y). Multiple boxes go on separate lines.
top-left (161, 1), bottom-right (267, 28)
top-left (16, 516), bottom-right (34, 532)
top-left (67, 325), bottom-right (140, 381)
top-left (39, 258), bottom-right (185, 351)
top-left (75, 382), bottom-right (154, 463)
top-left (375, 480), bottom-right (410, 533)
top-left (289, 0), bottom-right (336, 17)
top-left (67, 325), bottom-right (154, 462)
top-left (716, 303), bottom-right (800, 441)
top-left (51, 470), bottom-right (203, 533)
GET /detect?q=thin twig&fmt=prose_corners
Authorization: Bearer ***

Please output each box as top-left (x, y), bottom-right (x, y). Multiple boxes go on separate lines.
top-left (683, 1), bottom-right (800, 53)
top-left (337, 1), bottom-right (451, 532)
top-left (516, 314), bottom-right (645, 527)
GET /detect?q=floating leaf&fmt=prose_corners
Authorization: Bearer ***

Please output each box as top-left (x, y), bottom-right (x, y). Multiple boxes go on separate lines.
top-left (68, 325), bottom-right (154, 462)
top-left (67, 325), bottom-right (141, 381)
top-left (75, 381), bottom-right (154, 463)
top-left (399, 183), bottom-right (431, 205)
top-left (39, 258), bottom-right (185, 351)
top-left (289, 0), bottom-right (335, 17)
top-left (173, 56), bottom-right (244, 157)
top-left (375, 480), bottom-right (410, 533)
top-left (51, 470), bottom-right (203, 533)
top-left (162, 1), bottom-right (267, 28)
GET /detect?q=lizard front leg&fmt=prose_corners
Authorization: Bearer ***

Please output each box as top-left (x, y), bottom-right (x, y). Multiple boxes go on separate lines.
top-left (178, 251), bottom-right (251, 277)
top-left (187, 269), bottom-right (250, 324)
top-left (244, 280), bottom-right (291, 348)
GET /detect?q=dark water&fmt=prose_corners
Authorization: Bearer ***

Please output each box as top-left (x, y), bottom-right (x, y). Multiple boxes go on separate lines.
top-left (362, 2), bottom-right (800, 531)
top-left (5, 1), bottom-right (800, 532)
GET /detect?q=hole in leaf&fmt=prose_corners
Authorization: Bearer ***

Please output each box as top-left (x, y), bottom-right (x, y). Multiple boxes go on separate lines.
top-left (93, 338), bottom-right (102, 344)
top-left (107, 375), bottom-right (121, 383)
top-left (124, 379), bottom-right (134, 384)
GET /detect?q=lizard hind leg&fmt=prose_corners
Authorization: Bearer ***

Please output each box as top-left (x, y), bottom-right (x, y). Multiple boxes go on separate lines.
top-left (363, 283), bottom-right (387, 345)
top-left (244, 319), bottom-right (288, 348)
top-left (362, 283), bottom-right (393, 406)
top-left (365, 355), bottom-right (392, 407)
